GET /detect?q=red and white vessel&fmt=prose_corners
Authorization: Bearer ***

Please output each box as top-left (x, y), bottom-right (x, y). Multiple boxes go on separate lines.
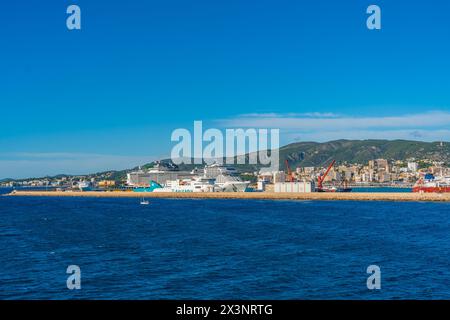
top-left (412, 174), bottom-right (450, 193)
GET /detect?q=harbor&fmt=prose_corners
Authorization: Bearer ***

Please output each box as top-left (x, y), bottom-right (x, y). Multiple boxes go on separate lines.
top-left (6, 190), bottom-right (450, 202)
top-left (4, 159), bottom-right (450, 202)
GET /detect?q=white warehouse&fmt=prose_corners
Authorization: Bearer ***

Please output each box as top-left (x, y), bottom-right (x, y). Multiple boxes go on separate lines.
top-left (274, 181), bottom-right (315, 193)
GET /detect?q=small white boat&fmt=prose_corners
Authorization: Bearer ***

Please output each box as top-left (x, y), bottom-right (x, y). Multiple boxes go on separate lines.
top-left (140, 198), bottom-right (150, 205)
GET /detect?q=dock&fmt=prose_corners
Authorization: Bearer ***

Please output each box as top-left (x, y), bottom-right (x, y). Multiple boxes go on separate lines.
top-left (5, 190), bottom-right (450, 202)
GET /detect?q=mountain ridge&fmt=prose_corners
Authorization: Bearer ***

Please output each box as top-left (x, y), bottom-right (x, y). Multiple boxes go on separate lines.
top-left (3, 139), bottom-right (450, 182)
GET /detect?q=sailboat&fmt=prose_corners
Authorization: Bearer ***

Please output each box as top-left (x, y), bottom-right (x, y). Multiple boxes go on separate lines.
top-left (140, 197), bottom-right (149, 205)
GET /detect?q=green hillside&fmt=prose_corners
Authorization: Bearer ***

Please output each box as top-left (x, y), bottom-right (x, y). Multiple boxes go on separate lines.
top-left (279, 139), bottom-right (450, 168)
top-left (6, 140), bottom-right (449, 183)
top-left (141, 139), bottom-right (450, 173)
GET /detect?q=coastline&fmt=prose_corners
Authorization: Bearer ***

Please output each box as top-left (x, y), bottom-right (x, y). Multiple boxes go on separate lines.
top-left (5, 190), bottom-right (450, 202)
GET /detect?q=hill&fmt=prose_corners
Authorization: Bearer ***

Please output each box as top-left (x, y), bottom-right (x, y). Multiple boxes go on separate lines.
top-left (141, 139), bottom-right (450, 173)
top-left (278, 139), bottom-right (450, 168)
top-left (4, 140), bottom-right (450, 183)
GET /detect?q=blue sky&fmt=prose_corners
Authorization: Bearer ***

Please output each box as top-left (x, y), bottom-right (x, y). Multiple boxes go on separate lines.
top-left (1, 0), bottom-right (450, 178)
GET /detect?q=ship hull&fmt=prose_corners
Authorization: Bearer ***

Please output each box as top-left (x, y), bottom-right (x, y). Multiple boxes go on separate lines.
top-left (413, 186), bottom-right (450, 193)
top-left (316, 187), bottom-right (352, 193)
top-left (412, 174), bottom-right (450, 193)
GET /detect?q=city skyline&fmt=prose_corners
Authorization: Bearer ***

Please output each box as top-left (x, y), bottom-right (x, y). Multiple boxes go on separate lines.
top-left (1, 152), bottom-right (444, 189)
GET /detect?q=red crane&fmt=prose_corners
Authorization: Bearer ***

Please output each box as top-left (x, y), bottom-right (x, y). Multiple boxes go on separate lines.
top-left (285, 159), bottom-right (294, 182)
top-left (317, 159), bottom-right (336, 190)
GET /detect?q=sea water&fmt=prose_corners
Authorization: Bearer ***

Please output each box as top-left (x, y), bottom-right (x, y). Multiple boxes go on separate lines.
top-left (0, 188), bottom-right (449, 299)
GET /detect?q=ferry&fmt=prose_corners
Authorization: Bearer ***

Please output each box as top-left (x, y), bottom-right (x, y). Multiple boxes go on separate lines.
top-left (153, 177), bottom-right (216, 193)
top-left (412, 174), bottom-right (450, 193)
top-left (133, 181), bottom-right (163, 192)
top-left (78, 181), bottom-right (93, 192)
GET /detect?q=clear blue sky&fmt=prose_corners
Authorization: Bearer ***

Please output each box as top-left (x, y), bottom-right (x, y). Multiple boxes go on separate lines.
top-left (1, 0), bottom-right (450, 178)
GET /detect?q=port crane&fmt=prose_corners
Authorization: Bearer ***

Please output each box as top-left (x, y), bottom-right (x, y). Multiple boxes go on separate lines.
top-left (317, 159), bottom-right (336, 191)
top-left (285, 159), bottom-right (294, 182)
top-left (316, 160), bottom-right (353, 192)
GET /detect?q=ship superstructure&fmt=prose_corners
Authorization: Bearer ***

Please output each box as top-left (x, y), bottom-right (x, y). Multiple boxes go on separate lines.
top-left (127, 161), bottom-right (191, 186)
top-left (413, 173), bottom-right (450, 193)
top-left (132, 162), bottom-right (249, 192)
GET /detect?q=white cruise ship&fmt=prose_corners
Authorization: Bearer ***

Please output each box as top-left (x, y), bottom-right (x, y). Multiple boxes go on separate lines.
top-left (203, 163), bottom-right (250, 192)
top-left (214, 174), bottom-right (250, 192)
top-left (132, 162), bottom-right (250, 193)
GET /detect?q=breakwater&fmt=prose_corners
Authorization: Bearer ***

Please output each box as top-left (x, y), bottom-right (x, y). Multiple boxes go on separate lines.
top-left (5, 190), bottom-right (450, 202)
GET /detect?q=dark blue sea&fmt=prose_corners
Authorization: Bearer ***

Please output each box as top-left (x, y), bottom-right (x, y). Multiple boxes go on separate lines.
top-left (1, 187), bottom-right (450, 299)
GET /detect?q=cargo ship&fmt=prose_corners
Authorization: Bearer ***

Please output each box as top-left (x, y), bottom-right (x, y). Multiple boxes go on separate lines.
top-left (412, 174), bottom-right (450, 193)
